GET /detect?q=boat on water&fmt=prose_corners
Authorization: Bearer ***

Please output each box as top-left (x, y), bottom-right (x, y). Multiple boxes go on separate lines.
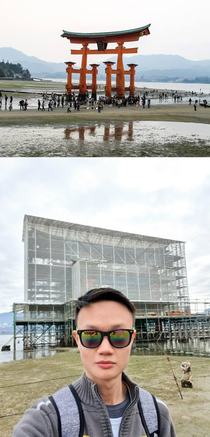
top-left (1, 345), bottom-right (11, 351)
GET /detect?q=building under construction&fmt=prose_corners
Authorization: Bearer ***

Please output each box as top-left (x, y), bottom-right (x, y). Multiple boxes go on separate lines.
top-left (22, 215), bottom-right (189, 304)
top-left (12, 214), bottom-right (201, 353)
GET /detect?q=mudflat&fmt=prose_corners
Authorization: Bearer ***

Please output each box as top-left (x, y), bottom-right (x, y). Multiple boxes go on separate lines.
top-left (1, 103), bottom-right (210, 126)
top-left (0, 349), bottom-right (209, 437)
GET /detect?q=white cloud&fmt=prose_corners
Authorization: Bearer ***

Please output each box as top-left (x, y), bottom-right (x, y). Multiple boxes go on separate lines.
top-left (116, 158), bottom-right (210, 193)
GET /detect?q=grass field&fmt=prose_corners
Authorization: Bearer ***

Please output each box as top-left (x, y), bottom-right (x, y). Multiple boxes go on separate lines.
top-left (1, 349), bottom-right (210, 437)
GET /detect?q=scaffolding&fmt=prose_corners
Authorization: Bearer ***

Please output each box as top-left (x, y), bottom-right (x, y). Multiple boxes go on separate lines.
top-left (13, 303), bottom-right (66, 353)
top-left (22, 215), bottom-right (189, 306)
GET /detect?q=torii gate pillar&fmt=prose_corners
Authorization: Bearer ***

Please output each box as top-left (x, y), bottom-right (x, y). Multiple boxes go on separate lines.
top-left (80, 43), bottom-right (88, 97)
top-left (116, 43), bottom-right (125, 98)
top-left (104, 62), bottom-right (115, 98)
top-left (90, 64), bottom-right (100, 101)
top-left (65, 61), bottom-right (76, 95)
top-left (127, 64), bottom-right (138, 97)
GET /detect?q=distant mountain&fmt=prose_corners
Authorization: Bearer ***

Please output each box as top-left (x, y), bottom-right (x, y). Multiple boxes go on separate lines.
top-left (0, 47), bottom-right (66, 78)
top-left (1, 48), bottom-right (210, 82)
top-left (0, 312), bottom-right (13, 334)
top-left (98, 54), bottom-right (210, 81)
top-left (120, 54), bottom-right (210, 71)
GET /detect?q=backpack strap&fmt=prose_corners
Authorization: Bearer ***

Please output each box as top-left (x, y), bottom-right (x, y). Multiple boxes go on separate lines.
top-left (138, 387), bottom-right (160, 437)
top-left (49, 384), bottom-right (84, 437)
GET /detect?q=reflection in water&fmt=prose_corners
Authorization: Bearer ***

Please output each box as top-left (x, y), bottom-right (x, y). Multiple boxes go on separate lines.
top-left (64, 122), bottom-right (134, 143)
top-left (11, 347), bottom-right (57, 362)
top-left (22, 348), bottom-right (57, 360)
top-left (133, 338), bottom-right (210, 357)
top-left (1, 120), bottom-right (210, 157)
top-left (10, 338), bottom-right (210, 362)
top-left (65, 125), bottom-right (96, 141)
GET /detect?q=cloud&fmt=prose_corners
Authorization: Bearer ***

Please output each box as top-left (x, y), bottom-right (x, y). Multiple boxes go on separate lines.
top-left (116, 158), bottom-right (210, 193)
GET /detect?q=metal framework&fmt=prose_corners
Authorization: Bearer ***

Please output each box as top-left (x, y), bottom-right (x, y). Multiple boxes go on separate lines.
top-left (13, 301), bottom-right (210, 356)
top-left (13, 303), bottom-right (66, 353)
top-left (22, 215), bottom-right (189, 305)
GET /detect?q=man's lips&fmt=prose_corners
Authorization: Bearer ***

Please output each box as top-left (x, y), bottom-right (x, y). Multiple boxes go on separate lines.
top-left (96, 361), bottom-right (115, 369)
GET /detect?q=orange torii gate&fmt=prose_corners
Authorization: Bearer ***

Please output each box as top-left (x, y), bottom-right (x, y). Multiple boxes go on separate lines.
top-left (61, 25), bottom-right (151, 101)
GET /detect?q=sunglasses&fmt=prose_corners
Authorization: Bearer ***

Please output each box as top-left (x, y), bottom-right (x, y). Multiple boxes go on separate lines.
top-left (76, 328), bottom-right (134, 348)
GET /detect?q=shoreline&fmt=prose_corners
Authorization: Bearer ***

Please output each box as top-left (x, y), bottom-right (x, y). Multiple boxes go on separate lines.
top-left (0, 78), bottom-right (208, 95)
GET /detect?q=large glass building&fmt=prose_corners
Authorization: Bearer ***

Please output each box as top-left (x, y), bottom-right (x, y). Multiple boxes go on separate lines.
top-left (22, 215), bottom-right (189, 305)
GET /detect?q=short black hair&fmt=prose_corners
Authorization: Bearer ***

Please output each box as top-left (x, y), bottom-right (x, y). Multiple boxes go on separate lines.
top-left (75, 287), bottom-right (136, 325)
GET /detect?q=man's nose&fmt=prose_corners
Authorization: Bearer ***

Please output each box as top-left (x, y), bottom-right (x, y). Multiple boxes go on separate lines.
top-left (98, 335), bottom-right (113, 352)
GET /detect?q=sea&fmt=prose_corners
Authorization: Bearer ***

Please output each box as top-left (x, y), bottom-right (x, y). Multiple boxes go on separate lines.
top-left (126, 80), bottom-right (210, 95)
top-left (45, 79), bottom-right (210, 95)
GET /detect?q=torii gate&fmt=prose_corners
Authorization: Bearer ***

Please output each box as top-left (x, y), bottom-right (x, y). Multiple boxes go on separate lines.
top-left (61, 25), bottom-right (151, 101)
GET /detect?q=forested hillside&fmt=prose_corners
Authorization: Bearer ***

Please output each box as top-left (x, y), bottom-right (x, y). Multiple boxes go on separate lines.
top-left (0, 61), bottom-right (31, 79)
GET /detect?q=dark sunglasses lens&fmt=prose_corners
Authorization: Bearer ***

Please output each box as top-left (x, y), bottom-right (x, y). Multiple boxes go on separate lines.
top-left (81, 330), bottom-right (101, 348)
top-left (110, 330), bottom-right (131, 347)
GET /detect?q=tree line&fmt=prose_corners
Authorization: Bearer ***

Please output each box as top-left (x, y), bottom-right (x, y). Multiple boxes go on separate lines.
top-left (0, 61), bottom-right (31, 79)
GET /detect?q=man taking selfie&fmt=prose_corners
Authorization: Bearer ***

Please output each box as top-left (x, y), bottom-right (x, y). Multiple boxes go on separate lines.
top-left (12, 287), bottom-right (176, 437)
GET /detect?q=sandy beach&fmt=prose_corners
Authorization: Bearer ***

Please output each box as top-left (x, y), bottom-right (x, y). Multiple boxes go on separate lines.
top-left (0, 349), bottom-right (209, 437)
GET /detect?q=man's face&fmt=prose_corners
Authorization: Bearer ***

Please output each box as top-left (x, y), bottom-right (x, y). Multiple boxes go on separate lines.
top-left (73, 300), bottom-right (136, 386)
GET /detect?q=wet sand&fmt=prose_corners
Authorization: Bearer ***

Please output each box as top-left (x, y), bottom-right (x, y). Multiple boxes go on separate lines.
top-left (1, 103), bottom-right (210, 126)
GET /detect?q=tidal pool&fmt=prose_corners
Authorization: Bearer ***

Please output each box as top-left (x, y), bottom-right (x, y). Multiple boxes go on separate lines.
top-left (1, 121), bottom-right (210, 157)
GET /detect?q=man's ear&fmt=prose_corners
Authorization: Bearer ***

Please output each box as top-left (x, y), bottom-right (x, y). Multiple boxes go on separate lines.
top-left (73, 330), bottom-right (79, 345)
top-left (132, 330), bottom-right (136, 342)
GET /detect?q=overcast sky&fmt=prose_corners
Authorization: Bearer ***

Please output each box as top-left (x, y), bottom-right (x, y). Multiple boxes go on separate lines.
top-left (0, 157), bottom-right (209, 313)
top-left (1, 0), bottom-right (210, 64)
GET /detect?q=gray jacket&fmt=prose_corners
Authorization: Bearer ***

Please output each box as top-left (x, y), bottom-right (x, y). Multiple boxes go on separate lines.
top-left (12, 372), bottom-right (177, 437)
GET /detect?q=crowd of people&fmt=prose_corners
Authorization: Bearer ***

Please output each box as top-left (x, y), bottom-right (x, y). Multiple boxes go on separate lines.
top-left (0, 89), bottom-right (209, 113)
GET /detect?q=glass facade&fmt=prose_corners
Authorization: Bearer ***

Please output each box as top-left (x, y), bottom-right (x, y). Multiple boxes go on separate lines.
top-left (23, 215), bottom-right (189, 304)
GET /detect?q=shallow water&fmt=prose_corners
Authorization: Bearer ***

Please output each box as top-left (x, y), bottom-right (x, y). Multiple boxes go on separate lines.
top-left (133, 338), bottom-right (210, 357)
top-left (1, 121), bottom-right (210, 157)
top-left (0, 335), bottom-right (57, 364)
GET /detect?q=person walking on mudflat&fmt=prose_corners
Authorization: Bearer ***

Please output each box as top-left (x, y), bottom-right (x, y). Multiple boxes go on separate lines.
top-left (12, 288), bottom-right (177, 437)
